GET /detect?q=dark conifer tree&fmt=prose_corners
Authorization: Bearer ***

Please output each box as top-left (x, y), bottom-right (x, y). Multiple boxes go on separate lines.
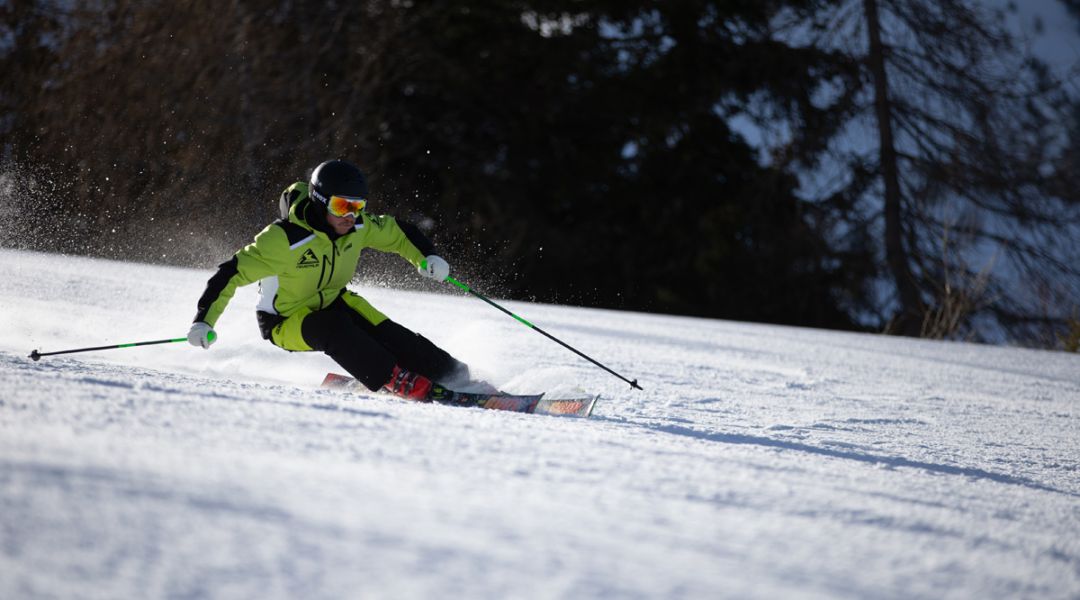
top-left (771, 0), bottom-right (1080, 345)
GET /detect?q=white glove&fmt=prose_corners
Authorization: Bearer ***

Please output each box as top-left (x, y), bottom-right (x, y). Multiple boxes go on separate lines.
top-left (187, 321), bottom-right (217, 349)
top-left (419, 255), bottom-right (450, 282)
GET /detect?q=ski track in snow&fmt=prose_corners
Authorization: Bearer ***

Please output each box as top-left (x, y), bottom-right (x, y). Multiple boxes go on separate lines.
top-left (0, 248), bottom-right (1078, 599)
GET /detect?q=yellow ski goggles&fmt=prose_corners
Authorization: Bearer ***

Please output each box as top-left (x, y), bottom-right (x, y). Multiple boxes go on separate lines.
top-left (327, 194), bottom-right (366, 218)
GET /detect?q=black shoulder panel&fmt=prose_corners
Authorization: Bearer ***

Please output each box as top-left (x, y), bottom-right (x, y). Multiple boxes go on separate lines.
top-left (273, 219), bottom-right (313, 247)
top-left (397, 220), bottom-right (437, 257)
top-left (279, 186), bottom-right (304, 219)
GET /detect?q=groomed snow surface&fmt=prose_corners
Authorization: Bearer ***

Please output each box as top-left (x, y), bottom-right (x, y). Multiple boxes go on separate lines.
top-left (0, 248), bottom-right (1077, 599)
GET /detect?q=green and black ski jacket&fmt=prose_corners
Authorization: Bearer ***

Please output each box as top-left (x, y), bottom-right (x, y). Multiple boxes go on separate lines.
top-left (193, 182), bottom-right (434, 339)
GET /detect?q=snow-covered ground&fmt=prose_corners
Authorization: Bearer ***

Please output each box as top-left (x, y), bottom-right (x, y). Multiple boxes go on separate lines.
top-left (0, 247), bottom-right (1077, 599)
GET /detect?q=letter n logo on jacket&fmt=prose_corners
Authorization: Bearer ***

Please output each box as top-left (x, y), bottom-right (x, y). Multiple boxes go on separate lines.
top-left (296, 249), bottom-right (320, 269)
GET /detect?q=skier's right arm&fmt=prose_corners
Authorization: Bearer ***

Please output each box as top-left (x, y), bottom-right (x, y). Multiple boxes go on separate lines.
top-left (191, 225), bottom-right (290, 329)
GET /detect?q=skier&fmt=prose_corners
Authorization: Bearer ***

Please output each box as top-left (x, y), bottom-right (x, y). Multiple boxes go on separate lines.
top-left (187, 159), bottom-right (484, 401)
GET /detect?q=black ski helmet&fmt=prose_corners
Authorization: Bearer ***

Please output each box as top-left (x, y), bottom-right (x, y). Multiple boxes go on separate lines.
top-left (309, 159), bottom-right (369, 207)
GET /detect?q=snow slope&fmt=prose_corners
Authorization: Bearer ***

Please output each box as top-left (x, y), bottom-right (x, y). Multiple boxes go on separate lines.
top-left (0, 247), bottom-right (1078, 599)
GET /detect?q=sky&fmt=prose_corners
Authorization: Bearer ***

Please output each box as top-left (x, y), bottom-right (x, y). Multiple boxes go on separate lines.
top-left (1011, 0), bottom-right (1080, 77)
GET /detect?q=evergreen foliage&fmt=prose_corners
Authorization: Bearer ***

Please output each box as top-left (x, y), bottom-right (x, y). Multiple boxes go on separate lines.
top-left (1, 0), bottom-right (1076, 347)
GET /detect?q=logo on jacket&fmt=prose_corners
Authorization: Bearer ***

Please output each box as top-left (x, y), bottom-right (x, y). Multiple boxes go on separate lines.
top-left (296, 249), bottom-right (320, 269)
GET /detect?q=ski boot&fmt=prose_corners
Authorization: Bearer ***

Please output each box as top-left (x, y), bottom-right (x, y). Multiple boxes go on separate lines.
top-left (383, 365), bottom-right (452, 402)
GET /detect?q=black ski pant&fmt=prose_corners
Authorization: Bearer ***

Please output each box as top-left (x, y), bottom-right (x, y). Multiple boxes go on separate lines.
top-left (259, 295), bottom-right (464, 391)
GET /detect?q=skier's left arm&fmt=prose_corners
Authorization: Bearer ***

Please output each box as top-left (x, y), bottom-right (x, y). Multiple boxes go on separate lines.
top-left (360, 213), bottom-right (448, 280)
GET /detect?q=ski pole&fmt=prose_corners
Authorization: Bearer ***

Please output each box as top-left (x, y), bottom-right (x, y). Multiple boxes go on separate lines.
top-left (29, 337), bottom-right (189, 361)
top-left (444, 275), bottom-right (643, 390)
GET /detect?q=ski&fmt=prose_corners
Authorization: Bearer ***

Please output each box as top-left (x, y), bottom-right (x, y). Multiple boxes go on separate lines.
top-left (320, 373), bottom-right (598, 418)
